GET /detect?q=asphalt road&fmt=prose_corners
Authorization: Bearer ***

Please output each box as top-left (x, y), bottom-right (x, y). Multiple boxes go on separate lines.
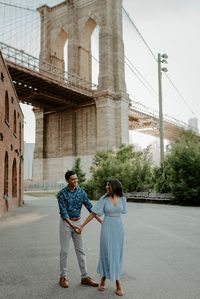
top-left (0, 195), bottom-right (200, 299)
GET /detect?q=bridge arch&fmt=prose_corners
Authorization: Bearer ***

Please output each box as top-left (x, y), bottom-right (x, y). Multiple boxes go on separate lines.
top-left (51, 27), bottom-right (68, 70)
top-left (79, 17), bottom-right (98, 81)
top-left (34, 0), bottom-right (130, 181)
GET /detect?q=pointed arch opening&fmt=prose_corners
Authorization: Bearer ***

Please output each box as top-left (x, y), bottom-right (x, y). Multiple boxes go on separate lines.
top-left (64, 39), bottom-right (69, 73)
top-left (4, 152), bottom-right (8, 197)
top-left (5, 90), bottom-right (9, 123)
top-left (19, 161), bottom-right (22, 206)
top-left (91, 25), bottom-right (99, 85)
top-left (12, 158), bottom-right (17, 198)
top-left (19, 121), bottom-right (22, 151)
top-left (79, 18), bottom-right (99, 83)
top-left (51, 28), bottom-right (68, 72)
top-left (14, 110), bottom-right (17, 135)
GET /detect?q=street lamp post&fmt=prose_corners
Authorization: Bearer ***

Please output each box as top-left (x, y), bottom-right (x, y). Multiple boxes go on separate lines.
top-left (158, 53), bottom-right (168, 163)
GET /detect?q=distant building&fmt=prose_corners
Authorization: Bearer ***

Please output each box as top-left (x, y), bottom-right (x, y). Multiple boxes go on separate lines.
top-left (188, 118), bottom-right (198, 133)
top-left (24, 142), bottom-right (35, 180)
top-left (0, 51), bottom-right (24, 217)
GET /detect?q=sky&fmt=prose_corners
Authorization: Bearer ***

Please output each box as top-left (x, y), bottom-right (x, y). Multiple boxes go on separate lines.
top-left (0, 0), bottom-right (200, 147)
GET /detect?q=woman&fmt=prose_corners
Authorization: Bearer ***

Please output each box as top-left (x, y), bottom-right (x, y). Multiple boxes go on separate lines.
top-left (79, 178), bottom-right (127, 296)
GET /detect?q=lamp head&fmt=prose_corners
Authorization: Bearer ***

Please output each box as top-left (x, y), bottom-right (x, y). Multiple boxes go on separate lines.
top-left (161, 53), bottom-right (168, 59)
top-left (161, 67), bottom-right (168, 72)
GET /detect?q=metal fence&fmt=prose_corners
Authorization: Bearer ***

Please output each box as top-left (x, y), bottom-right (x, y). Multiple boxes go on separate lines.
top-left (0, 41), bottom-right (98, 96)
top-left (24, 180), bottom-right (66, 191)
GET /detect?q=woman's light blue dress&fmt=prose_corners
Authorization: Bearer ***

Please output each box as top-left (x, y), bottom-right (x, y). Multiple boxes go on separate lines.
top-left (92, 194), bottom-right (127, 281)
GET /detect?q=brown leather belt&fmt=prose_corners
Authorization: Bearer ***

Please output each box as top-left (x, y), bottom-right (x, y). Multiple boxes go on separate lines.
top-left (69, 217), bottom-right (81, 221)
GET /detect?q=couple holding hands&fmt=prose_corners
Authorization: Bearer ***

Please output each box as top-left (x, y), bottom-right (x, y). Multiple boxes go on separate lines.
top-left (57, 170), bottom-right (127, 296)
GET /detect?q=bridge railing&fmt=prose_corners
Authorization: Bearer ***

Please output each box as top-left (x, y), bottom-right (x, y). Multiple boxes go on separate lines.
top-left (125, 191), bottom-right (174, 203)
top-left (0, 41), bottom-right (98, 96)
top-left (129, 100), bottom-right (189, 130)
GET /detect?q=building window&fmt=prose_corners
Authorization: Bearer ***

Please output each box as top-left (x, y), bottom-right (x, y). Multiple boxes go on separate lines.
top-left (12, 158), bottom-right (17, 197)
top-left (19, 161), bottom-right (22, 206)
top-left (4, 152), bottom-right (9, 197)
top-left (5, 91), bottom-right (9, 123)
top-left (1, 72), bottom-right (4, 82)
top-left (14, 110), bottom-right (17, 135)
top-left (19, 122), bottom-right (21, 151)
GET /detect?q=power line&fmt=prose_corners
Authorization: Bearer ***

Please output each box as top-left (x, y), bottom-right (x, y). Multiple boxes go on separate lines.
top-left (124, 57), bottom-right (157, 99)
top-left (125, 55), bottom-right (157, 95)
top-left (0, 1), bottom-right (36, 12)
top-left (1, 1), bottom-right (199, 128)
top-left (123, 6), bottom-right (200, 125)
top-left (165, 73), bottom-right (198, 119)
top-left (122, 7), bottom-right (157, 61)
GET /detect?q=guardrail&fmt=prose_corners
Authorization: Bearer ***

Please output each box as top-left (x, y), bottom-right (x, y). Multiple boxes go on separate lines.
top-left (125, 191), bottom-right (174, 204)
top-left (0, 41), bottom-right (98, 96)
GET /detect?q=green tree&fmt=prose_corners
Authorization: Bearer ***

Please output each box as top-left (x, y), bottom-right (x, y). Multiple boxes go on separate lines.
top-left (86, 144), bottom-right (153, 197)
top-left (153, 129), bottom-right (200, 205)
top-left (152, 159), bottom-right (172, 193)
top-left (72, 157), bottom-right (86, 185)
top-left (167, 130), bottom-right (200, 205)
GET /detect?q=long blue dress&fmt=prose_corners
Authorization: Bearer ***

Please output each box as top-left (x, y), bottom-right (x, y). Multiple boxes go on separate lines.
top-left (92, 194), bottom-right (127, 281)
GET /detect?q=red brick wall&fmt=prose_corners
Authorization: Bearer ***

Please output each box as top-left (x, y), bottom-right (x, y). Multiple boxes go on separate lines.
top-left (0, 51), bottom-right (24, 217)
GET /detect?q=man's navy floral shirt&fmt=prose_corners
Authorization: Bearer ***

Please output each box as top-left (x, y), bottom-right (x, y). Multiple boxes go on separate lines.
top-left (57, 185), bottom-right (93, 219)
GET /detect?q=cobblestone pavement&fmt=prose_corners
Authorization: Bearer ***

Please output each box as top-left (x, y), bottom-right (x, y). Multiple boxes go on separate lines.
top-left (0, 195), bottom-right (200, 299)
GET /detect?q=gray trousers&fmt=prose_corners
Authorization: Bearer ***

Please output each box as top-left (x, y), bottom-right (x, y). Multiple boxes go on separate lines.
top-left (59, 218), bottom-right (88, 278)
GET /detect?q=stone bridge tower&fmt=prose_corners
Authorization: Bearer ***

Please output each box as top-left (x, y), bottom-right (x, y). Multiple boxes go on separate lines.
top-left (34, 0), bottom-right (130, 181)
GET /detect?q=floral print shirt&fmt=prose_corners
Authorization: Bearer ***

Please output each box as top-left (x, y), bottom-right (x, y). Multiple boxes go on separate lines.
top-left (57, 185), bottom-right (93, 219)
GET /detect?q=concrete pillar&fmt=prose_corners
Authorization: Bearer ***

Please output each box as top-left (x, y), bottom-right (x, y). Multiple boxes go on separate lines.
top-left (33, 108), bottom-right (44, 181)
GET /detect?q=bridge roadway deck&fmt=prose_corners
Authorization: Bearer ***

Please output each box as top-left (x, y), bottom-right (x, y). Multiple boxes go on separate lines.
top-left (6, 61), bottom-right (95, 110)
top-left (0, 195), bottom-right (200, 299)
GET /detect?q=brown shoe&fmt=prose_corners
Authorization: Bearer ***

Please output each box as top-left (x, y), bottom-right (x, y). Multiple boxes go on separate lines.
top-left (81, 276), bottom-right (99, 287)
top-left (59, 276), bottom-right (69, 288)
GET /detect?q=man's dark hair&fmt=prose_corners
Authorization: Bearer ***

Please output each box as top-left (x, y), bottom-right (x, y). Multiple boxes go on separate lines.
top-left (65, 170), bottom-right (76, 181)
top-left (107, 177), bottom-right (123, 196)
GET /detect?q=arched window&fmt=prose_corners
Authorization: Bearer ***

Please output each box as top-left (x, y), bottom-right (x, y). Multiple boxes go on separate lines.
top-left (4, 152), bottom-right (8, 196)
top-left (18, 161), bottom-right (22, 206)
top-left (14, 110), bottom-right (17, 135)
top-left (12, 158), bottom-right (17, 197)
top-left (5, 91), bottom-right (9, 122)
top-left (19, 122), bottom-right (21, 151)
top-left (91, 25), bottom-right (99, 85)
top-left (79, 18), bottom-right (99, 83)
top-left (64, 39), bottom-right (68, 73)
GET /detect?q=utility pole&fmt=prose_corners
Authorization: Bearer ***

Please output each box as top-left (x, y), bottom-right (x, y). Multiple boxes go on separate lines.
top-left (158, 53), bottom-right (168, 163)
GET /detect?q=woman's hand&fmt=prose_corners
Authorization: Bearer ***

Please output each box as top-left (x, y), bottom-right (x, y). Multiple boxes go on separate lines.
top-left (75, 225), bottom-right (83, 234)
top-left (79, 225), bottom-right (83, 233)
top-left (73, 225), bottom-right (81, 234)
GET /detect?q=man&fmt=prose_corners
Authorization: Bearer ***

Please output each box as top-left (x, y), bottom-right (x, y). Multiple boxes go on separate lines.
top-left (57, 170), bottom-right (101, 288)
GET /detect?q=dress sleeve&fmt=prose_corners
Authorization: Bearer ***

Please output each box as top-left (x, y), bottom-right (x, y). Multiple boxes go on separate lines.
top-left (121, 196), bottom-right (127, 214)
top-left (82, 189), bottom-right (93, 213)
top-left (91, 195), bottom-right (106, 216)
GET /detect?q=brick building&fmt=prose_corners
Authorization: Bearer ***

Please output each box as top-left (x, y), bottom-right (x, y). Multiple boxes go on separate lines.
top-left (0, 51), bottom-right (24, 217)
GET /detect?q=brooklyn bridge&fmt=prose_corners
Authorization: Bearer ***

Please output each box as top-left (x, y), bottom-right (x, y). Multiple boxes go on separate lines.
top-left (0, 0), bottom-right (196, 182)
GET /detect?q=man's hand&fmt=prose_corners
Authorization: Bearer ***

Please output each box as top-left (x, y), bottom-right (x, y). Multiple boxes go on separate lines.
top-left (75, 225), bottom-right (83, 234)
top-left (73, 225), bottom-right (81, 234)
